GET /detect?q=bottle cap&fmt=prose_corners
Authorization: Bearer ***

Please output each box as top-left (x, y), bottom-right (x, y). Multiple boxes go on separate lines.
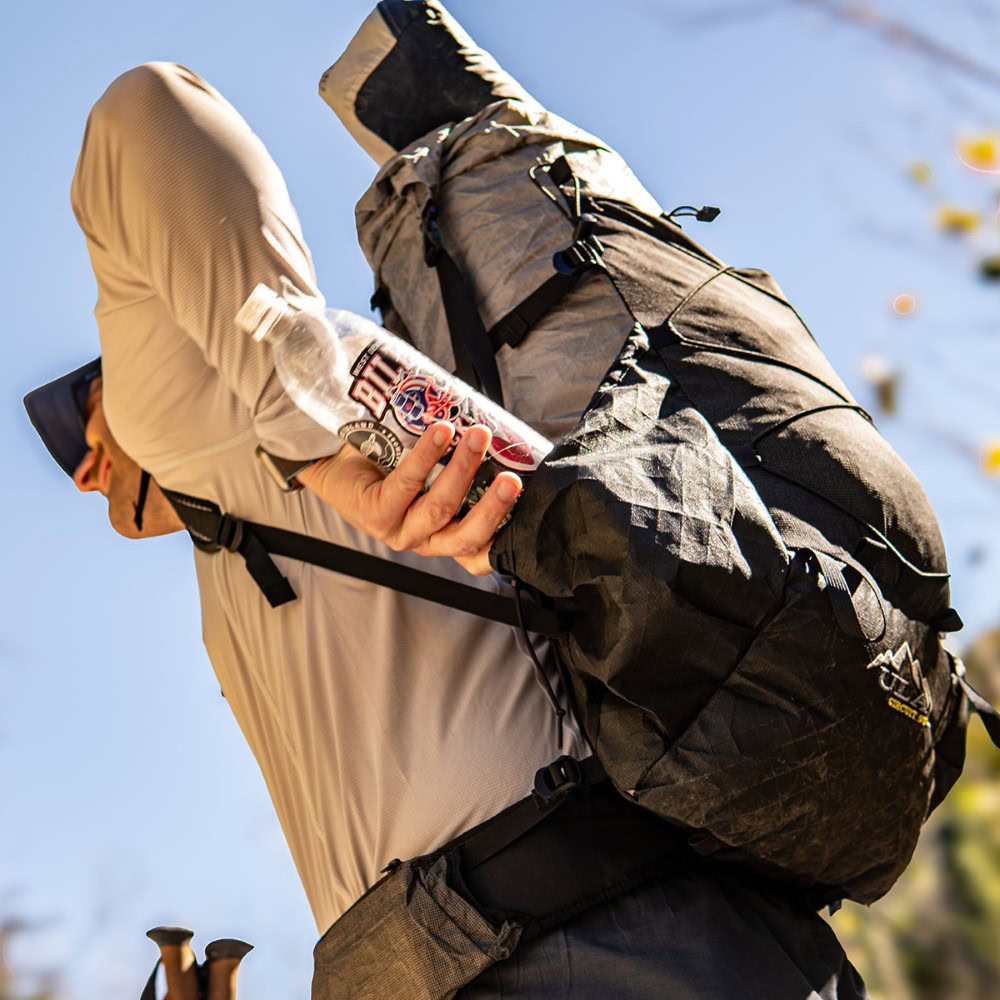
top-left (235, 284), bottom-right (290, 343)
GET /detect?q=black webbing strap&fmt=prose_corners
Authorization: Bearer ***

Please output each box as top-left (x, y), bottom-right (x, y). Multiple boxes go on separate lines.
top-left (459, 754), bottom-right (607, 870)
top-left (421, 193), bottom-right (605, 405)
top-left (240, 528), bottom-right (298, 608)
top-left (162, 489), bottom-right (564, 635)
top-left (133, 469), bottom-right (152, 531)
top-left (489, 214), bottom-right (605, 351)
top-left (448, 754), bottom-right (697, 939)
top-left (488, 270), bottom-right (576, 350)
top-left (163, 490), bottom-right (296, 609)
top-left (138, 960), bottom-right (160, 1000)
top-left (954, 664), bottom-right (1000, 749)
top-left (422, 201), bottom-right (505, 405)
top-left (251, 522), bottom-right (562, 634)
top-left (809, 548), bottom-right (887, 643)
top-left (488, 262), bottom-right (593, 351)
top-left (436, 248), bottom-right (505, 404)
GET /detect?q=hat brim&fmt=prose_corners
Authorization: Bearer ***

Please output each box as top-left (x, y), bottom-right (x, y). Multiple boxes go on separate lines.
top-left (23, 358), bottom-right (102, 479)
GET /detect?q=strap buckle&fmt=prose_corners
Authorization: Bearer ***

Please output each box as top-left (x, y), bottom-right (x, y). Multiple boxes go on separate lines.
top-left (216, 514), bottom-right (244, 552)
top-left (553, 234), bottom-right (604, 275)
top-left (533, 755), bottom-right (584, 804)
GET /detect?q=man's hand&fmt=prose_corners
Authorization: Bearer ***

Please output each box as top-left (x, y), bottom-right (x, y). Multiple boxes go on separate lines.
top-left (296, 422), bottom-right (521, 576)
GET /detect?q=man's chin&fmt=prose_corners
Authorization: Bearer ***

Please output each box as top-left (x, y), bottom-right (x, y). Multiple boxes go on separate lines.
top-left (108, 497), bottom-right (186, 539)
top-left (108, 502), bottom-right (144, 538)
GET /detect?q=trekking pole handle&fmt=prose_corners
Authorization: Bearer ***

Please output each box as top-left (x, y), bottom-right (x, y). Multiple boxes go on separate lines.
top-left (146, 926), bottom-right (200, 1000)
top-left (204, 939), bottom-right (253, 1000)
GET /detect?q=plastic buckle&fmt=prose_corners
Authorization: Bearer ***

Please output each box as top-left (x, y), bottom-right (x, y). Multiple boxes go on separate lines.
top-left (216, 514), bottom-right (244, 553)
top-left (552, 235), bottom-right (604, 275)
top-left (533, 755), bottom-right (584, 803)
top-left (421, 201), bottom-right (443, 267)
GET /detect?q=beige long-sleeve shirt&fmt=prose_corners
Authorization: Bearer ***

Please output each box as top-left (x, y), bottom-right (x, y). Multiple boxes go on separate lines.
top-left (71, 61), bottom-right (584, 933)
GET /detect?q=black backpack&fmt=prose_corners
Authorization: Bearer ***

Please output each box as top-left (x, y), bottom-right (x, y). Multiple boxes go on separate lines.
top-left (484, 181), bottom-right (995, 903)
top-left (172, 0), bottom-right (1000, 908)
top-left (173, 169), bottom-right (1000, 906)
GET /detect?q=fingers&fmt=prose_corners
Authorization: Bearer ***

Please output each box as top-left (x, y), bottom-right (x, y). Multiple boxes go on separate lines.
top-left (378, 424), bottom-right (486, 549)
top-left (401, 426), bottom-right (492, 538)
top-left (372, 422), bottom-right (456, 533)
top-left (300, 420), bottom-right (522, 564)
top-left (416, 470), bottom-right (522, 566)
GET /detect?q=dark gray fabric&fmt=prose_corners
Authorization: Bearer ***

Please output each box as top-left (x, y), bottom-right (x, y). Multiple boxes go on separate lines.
top-left (312, 855), bottom-right (521, 1000)
top-left (489, 197), bottom-right (965, 903)
top-left (455, 867), bottom-right (868, 1000)
top-left (357, 1), bottom-right (530, 156)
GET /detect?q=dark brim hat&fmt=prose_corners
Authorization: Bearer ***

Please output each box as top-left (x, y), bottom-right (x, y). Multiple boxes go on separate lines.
top-left (23, 358), bottom-right (102, 479)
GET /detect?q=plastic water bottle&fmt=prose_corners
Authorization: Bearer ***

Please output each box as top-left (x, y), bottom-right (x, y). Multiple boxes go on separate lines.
top-left (235, 285), bottom-right (553, 510)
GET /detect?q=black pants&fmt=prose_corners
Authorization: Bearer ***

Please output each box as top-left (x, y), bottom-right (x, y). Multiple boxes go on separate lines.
top-left (456, 865), bottom-right (868, 999)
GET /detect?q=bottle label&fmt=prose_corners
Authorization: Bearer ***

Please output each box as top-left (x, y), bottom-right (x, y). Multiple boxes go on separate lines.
top-left (347, 341), bottom-right (538, 473)
top-left (338, 420), bottom-right (404, 472)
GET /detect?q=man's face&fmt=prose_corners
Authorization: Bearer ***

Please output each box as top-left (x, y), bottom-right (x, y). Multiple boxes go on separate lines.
top-left (72, 377), bottom-right (184, 538)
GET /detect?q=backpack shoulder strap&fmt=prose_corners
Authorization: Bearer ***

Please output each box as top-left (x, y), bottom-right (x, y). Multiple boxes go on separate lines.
top-left (162, 488), bottom-right (564, 636)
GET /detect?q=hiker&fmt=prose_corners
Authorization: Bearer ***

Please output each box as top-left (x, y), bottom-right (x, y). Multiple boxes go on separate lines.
top-left (25, 8), bottom-right (871, 1000)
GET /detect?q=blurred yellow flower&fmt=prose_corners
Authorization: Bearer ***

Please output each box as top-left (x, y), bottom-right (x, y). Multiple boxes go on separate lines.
top-left (982, 441), bottom-right (1000, 476)
top-left (908, 161), bottom-right (932, 185)
top-left (957, 131), bottom-right (1000, 171)
top-left (891, 293), bottom-right (917, 315)
top-left (936, 204), bottom-right (981, 234)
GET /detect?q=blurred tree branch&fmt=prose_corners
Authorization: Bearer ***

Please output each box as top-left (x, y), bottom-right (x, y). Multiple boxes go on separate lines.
top-left (792, 0), bottom-right (1000, 91)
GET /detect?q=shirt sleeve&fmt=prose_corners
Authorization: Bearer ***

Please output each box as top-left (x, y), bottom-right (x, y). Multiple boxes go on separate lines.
top-left (70, 61), bottom-right (343, 462)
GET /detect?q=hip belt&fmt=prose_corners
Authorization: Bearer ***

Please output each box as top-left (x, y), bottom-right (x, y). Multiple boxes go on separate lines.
top-left (311, 755), bottom-right (693, 1000)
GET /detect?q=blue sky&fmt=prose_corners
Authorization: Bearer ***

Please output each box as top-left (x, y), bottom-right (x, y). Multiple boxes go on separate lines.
top-left (3, 1), bottom-right (999, 996)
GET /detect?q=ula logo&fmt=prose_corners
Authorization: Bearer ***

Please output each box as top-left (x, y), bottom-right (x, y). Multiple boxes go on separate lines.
top-left (867, 641), bottom-right (932, 728)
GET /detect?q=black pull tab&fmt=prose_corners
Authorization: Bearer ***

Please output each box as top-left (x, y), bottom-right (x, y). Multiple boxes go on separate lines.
top-left (666, 204), bottom-right (722, 223)
top-left (549, 155), bottom-right (572, 186)
top-left (931, 607), bottom-right (964, 633)
top-left (236, 528), bottom-right (297, 608)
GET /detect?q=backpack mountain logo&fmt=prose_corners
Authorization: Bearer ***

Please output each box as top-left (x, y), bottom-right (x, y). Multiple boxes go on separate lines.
top-left (868, 641), bottom-right (932, 727)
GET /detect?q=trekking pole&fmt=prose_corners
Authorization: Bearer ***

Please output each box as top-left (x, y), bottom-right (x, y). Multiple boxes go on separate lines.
top-left (203, 938), bottom-right (254, 1000)
top-left (146, 926), bottom-right (200, 1000)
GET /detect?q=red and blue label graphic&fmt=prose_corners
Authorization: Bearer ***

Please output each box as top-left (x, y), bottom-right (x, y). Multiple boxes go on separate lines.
top-left (390, 373), bottom-right (462, 432)
top-left (348, 342), bottom-right (538, 473)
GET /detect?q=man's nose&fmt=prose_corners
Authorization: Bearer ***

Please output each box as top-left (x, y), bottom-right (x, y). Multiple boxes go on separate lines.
top-left (73, 447), bottom-right (102, 492)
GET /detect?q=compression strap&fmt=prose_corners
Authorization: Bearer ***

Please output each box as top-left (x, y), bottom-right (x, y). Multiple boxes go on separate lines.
top-left (421, 200), bottom-right (506, 405)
